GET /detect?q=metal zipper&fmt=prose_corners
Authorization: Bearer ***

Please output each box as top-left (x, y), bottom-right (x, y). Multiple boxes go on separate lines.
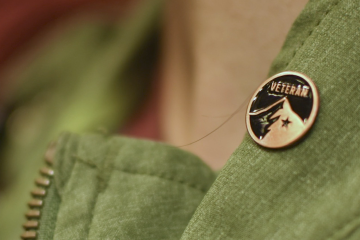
top-left (20, 142), bottom-right (56, 240)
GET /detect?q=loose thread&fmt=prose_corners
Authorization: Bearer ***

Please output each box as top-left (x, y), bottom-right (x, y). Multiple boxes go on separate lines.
top-left (177, 94), bottom-right (251, 147)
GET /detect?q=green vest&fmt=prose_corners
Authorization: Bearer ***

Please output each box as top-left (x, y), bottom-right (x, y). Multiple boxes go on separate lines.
top-left (2, 0), bottom-right (360, 239)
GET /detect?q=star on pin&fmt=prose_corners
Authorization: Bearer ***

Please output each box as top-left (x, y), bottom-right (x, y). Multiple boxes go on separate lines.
top-left (281, 118), bottom-right (291, 128)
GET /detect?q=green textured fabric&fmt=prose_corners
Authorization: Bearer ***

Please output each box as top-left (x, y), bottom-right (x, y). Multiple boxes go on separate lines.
top-left (181, 0), bottom-right (360, 239)
top-left (39, 132), bottom-right (215, 240)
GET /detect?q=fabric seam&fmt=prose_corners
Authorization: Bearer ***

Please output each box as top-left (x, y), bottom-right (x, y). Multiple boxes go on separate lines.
top-left (285, 0), bottom-right (341, 69)
top-left (58, 134), bottom-right (79, 197)
top-left (73, 156), bottom-right (208, 193)
top-left (84, 138), bottom-right (116, 239)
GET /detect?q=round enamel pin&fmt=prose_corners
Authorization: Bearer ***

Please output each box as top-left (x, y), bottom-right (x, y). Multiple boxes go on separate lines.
top-left (246, 71), bottom-right (319, 148)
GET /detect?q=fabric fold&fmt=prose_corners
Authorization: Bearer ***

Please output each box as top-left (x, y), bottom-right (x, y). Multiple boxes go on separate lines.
top-left (48, 132), bottom-right (216, 239)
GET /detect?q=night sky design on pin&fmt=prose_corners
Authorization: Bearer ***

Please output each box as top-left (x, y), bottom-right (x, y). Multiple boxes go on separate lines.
top-left (246, 71), bottom-right (319, 148)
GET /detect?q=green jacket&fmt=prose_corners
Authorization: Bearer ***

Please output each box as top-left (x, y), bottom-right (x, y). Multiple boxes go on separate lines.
top-left (4, 0), bottom-right (360, 239)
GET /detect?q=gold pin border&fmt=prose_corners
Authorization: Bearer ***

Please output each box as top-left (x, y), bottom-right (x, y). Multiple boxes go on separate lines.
top-left (245, 71), bottom-right (319, 148)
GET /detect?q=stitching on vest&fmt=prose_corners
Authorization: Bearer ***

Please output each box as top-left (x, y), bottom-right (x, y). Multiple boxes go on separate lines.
top-left (73, 156), bottom-right (208, 193)
top-left (84, 138), bottom-right (115, 239)
top-left (285, 0), bottom-right (341, 69)
top-left (84, 171), bottom-right (101, 239)
top-left (56, 134), bottom-right (80, 196)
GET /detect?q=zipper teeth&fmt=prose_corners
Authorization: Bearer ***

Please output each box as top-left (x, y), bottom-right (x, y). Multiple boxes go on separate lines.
top-left (21, 142), bottom-right (56, 240)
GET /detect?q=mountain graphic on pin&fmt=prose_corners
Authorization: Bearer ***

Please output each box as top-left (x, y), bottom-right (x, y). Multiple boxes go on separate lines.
top-left (249, 97), bottom-right (305, 148)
